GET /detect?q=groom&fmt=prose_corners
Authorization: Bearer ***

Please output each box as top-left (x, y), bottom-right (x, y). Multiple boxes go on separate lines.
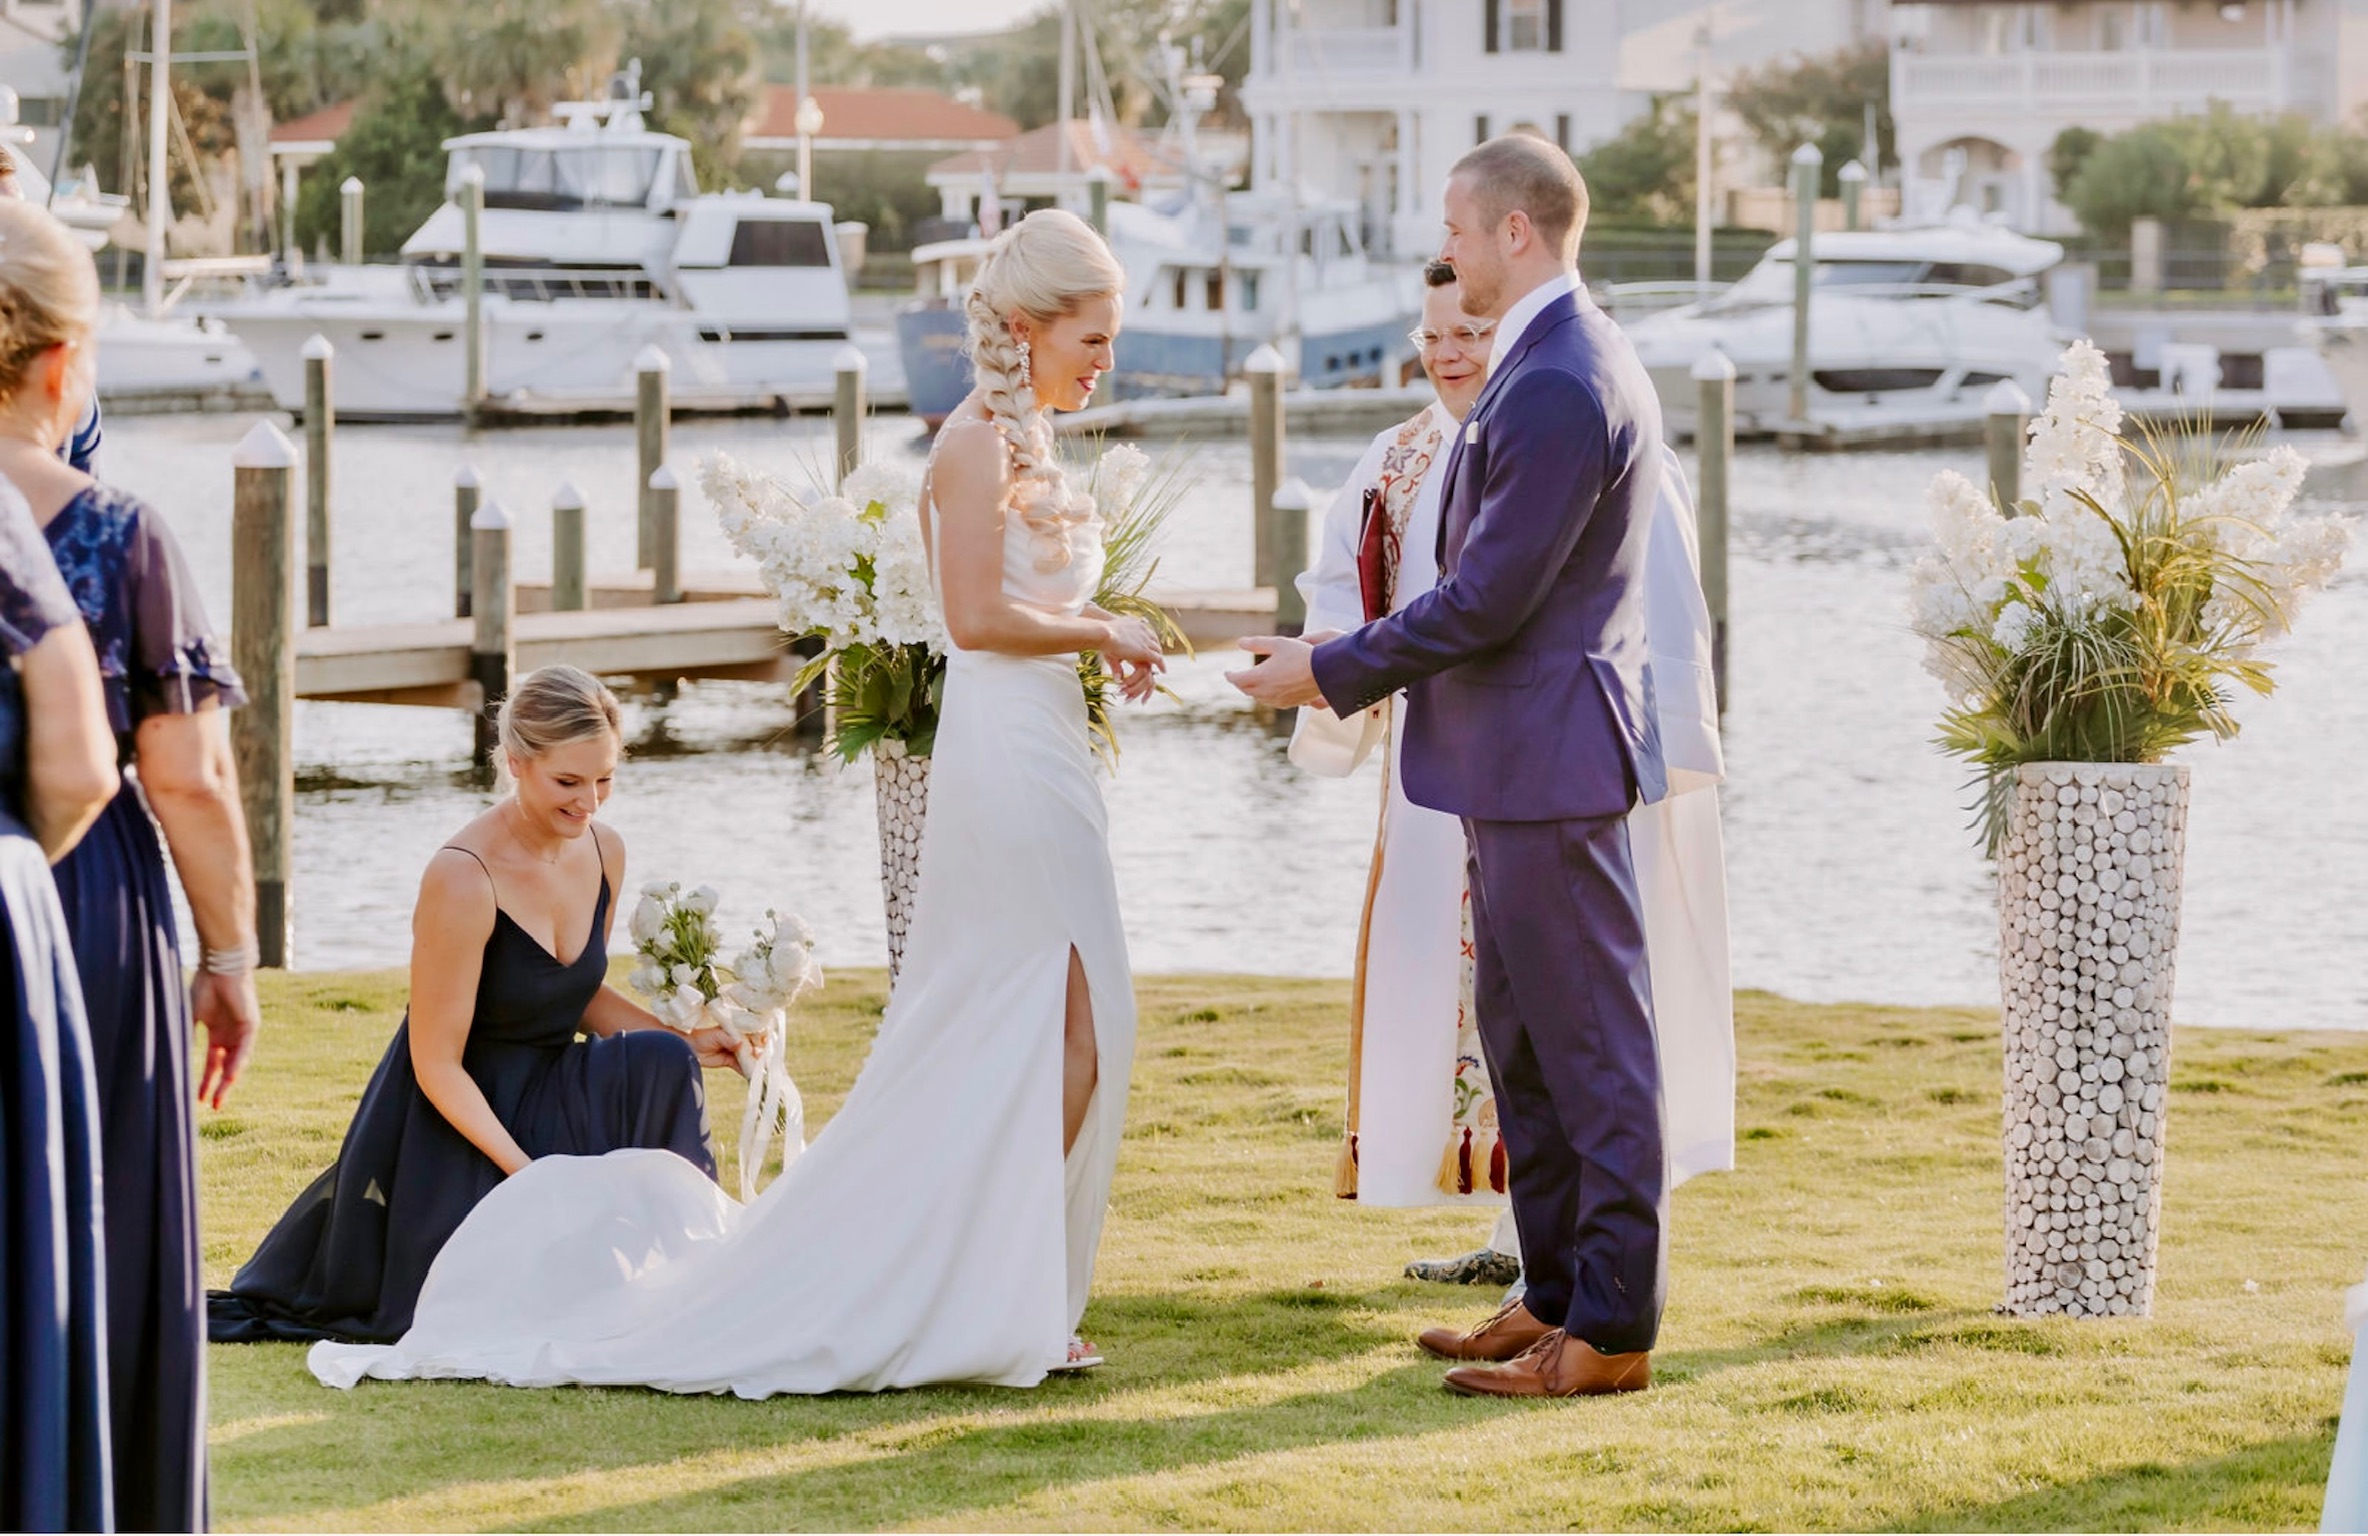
top-left (1231, 133), bottom-right (1669, 1398)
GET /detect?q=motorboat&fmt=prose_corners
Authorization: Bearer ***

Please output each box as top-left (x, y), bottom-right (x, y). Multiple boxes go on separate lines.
top-left (1619, 220), bottom-right (2065, 438)
top-left (202, 67), bottom-right (859, 420)
top-left (2301, 263), bottom-right (2368, 433)
top-left (897, 236), bottom-right (989, 429)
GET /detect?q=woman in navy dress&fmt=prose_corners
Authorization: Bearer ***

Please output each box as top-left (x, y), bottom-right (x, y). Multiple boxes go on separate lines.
top-left (0, 472), bottom-right (120, 1532)
top-left (0, 200), bottom-right (261, 1534)
top-left (210, 666), bottom-right (727, 1344)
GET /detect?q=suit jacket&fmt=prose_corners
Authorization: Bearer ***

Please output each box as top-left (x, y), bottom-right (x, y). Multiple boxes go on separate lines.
top-left (1309, 285), bottom-right (1667, 822)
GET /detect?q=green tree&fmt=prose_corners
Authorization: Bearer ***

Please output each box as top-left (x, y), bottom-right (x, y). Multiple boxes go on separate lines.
top-left (406, 0), bottom-right (620, 126)
top-left (618, 0), bottom-right (762, 184)
top-left (1724, 40), bottom-right (1890, 196)
top-left (2061, 125), bottom-right (2201, 239)
top-left (1577, 96), bottom-right (1695, 225)
top-left (2047, 126), bottom-right (2103, 200)
top-left (293, 63), bottom-right (479, 257)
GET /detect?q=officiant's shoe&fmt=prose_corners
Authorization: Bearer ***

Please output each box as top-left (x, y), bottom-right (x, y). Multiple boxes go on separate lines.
top-left (1441, 1331), bottom-right (1651, 1399)
top-left (1416, 1295), bottom-right (1554, 1362)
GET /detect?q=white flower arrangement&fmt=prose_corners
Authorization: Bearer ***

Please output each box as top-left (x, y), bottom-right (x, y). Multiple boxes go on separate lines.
top-left (627, 883), bottom-right (827, 1199)
top-left (1907, 338), bottom-right (2353, 846)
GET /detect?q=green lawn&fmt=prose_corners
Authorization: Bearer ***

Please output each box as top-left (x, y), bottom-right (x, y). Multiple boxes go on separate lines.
top-left (200, 969), bottom-right (2366, 1532)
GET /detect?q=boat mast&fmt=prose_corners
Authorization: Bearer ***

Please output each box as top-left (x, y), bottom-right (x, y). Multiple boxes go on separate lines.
top-left (1278, 0), bottom-right (1299, 364)
top-left (144, 0), bottom-right (169, 316)
top-left (1056, 0), bottom-right (1076, 191)
top-left (1693, 15), bottom-right (1713, 298)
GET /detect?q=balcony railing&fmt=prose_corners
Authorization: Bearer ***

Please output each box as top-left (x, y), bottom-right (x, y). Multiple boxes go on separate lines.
top-left (1283, 25), bottom-right (1410, 75)
top-left (1895, 46), bottom-right (2293, 116)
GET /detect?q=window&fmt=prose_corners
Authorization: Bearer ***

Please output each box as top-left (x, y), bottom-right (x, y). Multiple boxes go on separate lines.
top-left (726, 219), bottom-right (833, 267)
top-left (451, 146), bottom-right (662, 210)
top-left (15, 96), bottom-right (64, 128)
top-left (1555, 113), bottom-right (1571, 154)
top-left (1505, 0), bottom-right (1546, 50)
top-left (2096, 4), bottom-right (2127, 51)
top-left (1205, 271), bottom-right (1225, 311)
top-left (1475, 114), bottom-right (1491, 145)
top-left (1240, 272), bottom-right (1260, 311)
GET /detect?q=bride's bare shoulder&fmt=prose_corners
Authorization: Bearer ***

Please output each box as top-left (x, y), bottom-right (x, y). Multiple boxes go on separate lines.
top-left (929, 415), bottom-right (1012, 516)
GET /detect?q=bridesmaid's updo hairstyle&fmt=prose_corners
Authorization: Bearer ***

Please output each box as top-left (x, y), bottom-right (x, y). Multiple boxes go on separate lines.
top-left (960, 208), bottom-right (1124, 573)
top-left (0, 200), bottom-right (100, 406)
top-left (495, 666), bottom-right (622, 778)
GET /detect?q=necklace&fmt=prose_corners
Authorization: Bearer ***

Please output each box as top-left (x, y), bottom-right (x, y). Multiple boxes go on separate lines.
top-left (505, 801), bottom-right (566, 866)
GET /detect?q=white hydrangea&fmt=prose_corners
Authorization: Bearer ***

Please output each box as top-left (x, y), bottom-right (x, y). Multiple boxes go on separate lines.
top-left (703, 450), bottom-right (948, 656)
top-left (1096, 443), bottom-right (1151, 510)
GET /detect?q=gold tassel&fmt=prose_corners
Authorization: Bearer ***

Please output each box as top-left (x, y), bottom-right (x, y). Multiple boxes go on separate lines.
top-left (1434, 1129), bottom-right (1466, 1197)
top-left (1333, 1132), bottom-right (1359, 1199)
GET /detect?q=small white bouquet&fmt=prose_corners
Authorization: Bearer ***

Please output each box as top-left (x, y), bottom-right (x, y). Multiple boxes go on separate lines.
top-left (627, 882), bottom-right (826, 1199)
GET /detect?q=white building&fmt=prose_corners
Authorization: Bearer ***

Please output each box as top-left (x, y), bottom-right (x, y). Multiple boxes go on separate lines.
top-left (1, 0), bottom-right (81, 182)
top-left (1239, 0), bottom-right (1892, 258)
top-left (1891, 0), bottom-right (2368, 234)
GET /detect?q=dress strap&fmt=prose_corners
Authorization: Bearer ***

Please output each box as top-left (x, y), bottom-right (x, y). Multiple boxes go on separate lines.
top-left (438, 844), bottom-right (498, 905)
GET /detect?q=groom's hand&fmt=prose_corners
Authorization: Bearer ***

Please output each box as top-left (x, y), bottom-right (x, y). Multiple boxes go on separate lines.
top-left (1227, 635), bottom-right (1332, 709)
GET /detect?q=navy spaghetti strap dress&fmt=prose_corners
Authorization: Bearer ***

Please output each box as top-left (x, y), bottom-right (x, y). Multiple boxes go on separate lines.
top-left (0, 488), bottom-right (113, 1532)
top-left (45, 483), bottom-right (241, 1533)
top-left (208, 839), bottom-right (718, 1344)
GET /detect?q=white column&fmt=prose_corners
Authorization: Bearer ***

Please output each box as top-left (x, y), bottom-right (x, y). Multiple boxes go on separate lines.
top-left (1395, 108), bottom-right (1416, 221)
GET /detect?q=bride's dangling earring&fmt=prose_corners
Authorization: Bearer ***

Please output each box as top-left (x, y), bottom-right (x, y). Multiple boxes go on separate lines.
top-left (1017, 338), bottom-right (1033, 390)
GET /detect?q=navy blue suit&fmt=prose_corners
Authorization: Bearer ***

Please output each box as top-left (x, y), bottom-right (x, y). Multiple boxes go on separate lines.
top-left (1311, 283), bottom-right (1671, 1354)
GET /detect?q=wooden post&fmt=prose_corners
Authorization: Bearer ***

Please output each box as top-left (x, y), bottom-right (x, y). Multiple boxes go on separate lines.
top-left (1088, 164), bottom-right (1112, 237)
top-left (470, 499), bottom-right (513, 774)
top-left (230, 420), bottom-right (298, 968)
top-left (339, 175), bottom-right (363, 266)
top-left (1986, 379), bottom-right (2032, 512)
top-left (1786, 142), bottom-right (1822, 429)
top-left (635, 346), bottom-right (670, 569)
top-left (1693, 346), bottom-right (1734, 714)
top-left (833, 346), bottom-right (866, 489)
top-left (1838, 158), bottom-right (1866, 233)
top-left (649, 465), bottom-right (681, 605)
top-left (550, 479), bottom-right (587, 612)
top-left (453, 464), bottom-right (479, 619)
top-left (1245, 343), bottom-right (1285, 588)
top-left (1269, 477), bottom-right (1311, 635)
top-left (461, 164), bottom-right (487, 411)
top-left (301, 333), bottom-right (333, 628)
top-left (2130, 215), bottom-right (2164, 298)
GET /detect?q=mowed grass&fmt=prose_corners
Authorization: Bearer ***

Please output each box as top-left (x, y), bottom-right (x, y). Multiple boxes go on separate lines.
top-left (200, 970), bottom-right (2368, 1532)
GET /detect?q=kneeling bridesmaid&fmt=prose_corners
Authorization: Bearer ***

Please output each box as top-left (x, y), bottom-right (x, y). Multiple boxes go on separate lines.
top-left (210, 666), bottom-right (733, 1344)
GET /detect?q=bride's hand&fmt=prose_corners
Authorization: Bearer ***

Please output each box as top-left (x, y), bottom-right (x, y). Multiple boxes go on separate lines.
top-left (1097, 616), bottom-right (1164, 671)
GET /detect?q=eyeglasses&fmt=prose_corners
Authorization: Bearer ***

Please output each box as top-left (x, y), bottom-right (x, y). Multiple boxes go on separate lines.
top-left (1408, 320), bottom-right (1496, 352)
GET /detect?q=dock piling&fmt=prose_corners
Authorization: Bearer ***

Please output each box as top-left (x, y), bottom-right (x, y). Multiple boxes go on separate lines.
top-left (649, 465), bottom-right (681, 606)
top-left (1786, 142), bottom-right (1823, 429)
top-left (229, 420), bottom-right (299, 968)
top-left (1693, 348), bottom-right (1735, 714)
top-left (301, 333), bottom-right (333, 627)
top-left (1985, 379), bottom-right (2032, 512)
top-left (1245, 344), bottom-right (1285, 588)
top-left (1838, 158), bottom-right (1866, 233)
top-left (551, 480), bottom-right (587, 612)
top-left (453, 464), bottom-right (480, 619)
top-left (1269, 477), bottom-right (1312, 635)
top-left (461, 165), bottom-right (487, 410)
top-left (339, 176), bottom-right (363, 267)
top-left (635, 346), bottom-right (670, 569)
top-left (833, 346), bottom-right (866, 488)
top-left (470, 499), bottom-right (514, 772)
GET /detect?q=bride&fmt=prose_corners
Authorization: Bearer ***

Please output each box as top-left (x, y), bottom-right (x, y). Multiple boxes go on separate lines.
top-left (311, 209), bottom-right (1165, 1395)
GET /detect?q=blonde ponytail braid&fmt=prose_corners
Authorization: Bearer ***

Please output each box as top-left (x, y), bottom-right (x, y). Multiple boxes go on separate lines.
top-left (961, 209), bottom-right (1125, 573)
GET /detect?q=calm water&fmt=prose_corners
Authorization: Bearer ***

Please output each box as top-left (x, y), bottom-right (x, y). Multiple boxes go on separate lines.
top-left (102, 410), bottom-right (2368, 1031)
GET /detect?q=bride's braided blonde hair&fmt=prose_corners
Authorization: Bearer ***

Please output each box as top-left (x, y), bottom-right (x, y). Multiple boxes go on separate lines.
top-left (961, 209), bottom-right (1124, 572)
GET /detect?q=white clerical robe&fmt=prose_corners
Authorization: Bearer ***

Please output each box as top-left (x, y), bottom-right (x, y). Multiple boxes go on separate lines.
top-left (1292, 420), bottom-right (1735, 1204)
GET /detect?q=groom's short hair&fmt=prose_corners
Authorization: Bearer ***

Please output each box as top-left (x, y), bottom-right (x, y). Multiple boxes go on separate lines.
top-left (1451, 134), bottom-right (1588, 261)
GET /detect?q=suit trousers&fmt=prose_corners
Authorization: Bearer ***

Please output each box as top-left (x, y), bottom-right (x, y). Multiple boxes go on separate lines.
top-left (1463, 811), bottom-right (1668, 1355)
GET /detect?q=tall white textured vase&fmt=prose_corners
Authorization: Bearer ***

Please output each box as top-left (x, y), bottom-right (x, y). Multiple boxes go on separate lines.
top-left (872, 740), bottom-right (931, 984)
top-left (1996, 762), bottom-right (2190, 1318)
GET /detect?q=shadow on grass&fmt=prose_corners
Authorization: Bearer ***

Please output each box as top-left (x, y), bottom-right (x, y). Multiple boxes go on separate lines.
top-left (1883, 1430), bottom-right (2336, 1532)
top-left (211, 1285), bottom-right (1413, 1525)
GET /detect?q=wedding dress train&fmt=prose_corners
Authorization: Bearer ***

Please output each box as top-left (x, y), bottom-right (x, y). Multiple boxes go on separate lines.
top-left (310, 502), bottom-right (1135, 1397)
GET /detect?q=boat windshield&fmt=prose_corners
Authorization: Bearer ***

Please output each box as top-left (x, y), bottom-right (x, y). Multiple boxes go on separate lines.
top-left (1717, 259), bottom-right (1932, 307)
top-left (448, 145), bottom-right (672, 210)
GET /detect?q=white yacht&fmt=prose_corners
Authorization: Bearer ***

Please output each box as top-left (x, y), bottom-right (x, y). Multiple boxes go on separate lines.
top-left (205, 72), bottom-right (857, 420)
top-left (1618, 222), bottom-right (2065, 438)
top-left (2302, 265), bottom-right (2368, 434)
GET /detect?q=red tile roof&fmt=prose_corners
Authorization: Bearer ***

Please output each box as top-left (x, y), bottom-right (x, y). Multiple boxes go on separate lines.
top-left (269, 100), bottom-right (355, 146)
top-left (749, 85), bottom-right (1017, 145)
top-left (927, 120), bottom-right (1169, 184)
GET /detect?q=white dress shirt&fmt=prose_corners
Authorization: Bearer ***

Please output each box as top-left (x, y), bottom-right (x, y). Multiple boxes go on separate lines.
top-left (1487, 269), bottom-right (1584, 371)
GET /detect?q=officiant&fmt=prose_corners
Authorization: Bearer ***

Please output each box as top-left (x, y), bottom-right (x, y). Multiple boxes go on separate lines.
top-left (1289, 259), bottom-right (1736, 1284)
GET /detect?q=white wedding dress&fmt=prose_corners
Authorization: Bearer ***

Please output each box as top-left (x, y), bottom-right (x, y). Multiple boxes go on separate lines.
top-left (310, 488), bottom-right (1137, 1397)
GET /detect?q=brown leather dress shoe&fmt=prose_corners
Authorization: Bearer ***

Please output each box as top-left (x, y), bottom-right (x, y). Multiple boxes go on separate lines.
top-left (1441, 1330), bottom-right (1651, 1398)
top-left (1416, 1295), bottom-right (1555, 1362)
